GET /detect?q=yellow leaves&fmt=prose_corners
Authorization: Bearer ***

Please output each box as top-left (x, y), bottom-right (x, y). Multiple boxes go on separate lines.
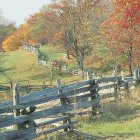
top-left (3, 30), bottom-right (22, 51)
top-left (2, 33), bottom-right (19, 51)
top-left (2, 22), bottom-right (32, 51)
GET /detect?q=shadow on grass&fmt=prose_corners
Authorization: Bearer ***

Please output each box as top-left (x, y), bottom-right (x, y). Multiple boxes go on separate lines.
top-left (115, 132), bottom-right (140, 138)
top-left (0, 67), bottom-right (15, 73)
top-left (56, 131), bottom-right (138, 140)
top-left (86, 102), bottom-right (140, 124)
top-left (92, 132), bottom-right (140, 140)
top-left (29, 73), bottom-right (49, 80)
top-left (29, 69), bottom-right (72, 82)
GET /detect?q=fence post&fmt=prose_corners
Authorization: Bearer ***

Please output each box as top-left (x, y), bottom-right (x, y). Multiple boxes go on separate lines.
top-left (42, 80), bottom-right (46, 89)
top-left (9, 80), bottom-right (13, 96)
top-left (13, 83), bottom-right (20, 129)
top-left (10, 80), bottom-right (13, 90)
top-left (121, 70), bottom-right (125, 81)
top-left (113, 75), bottom-right (118, 100)
top-left (36, 46), bottom-right (39, 66)
top-left (124, 82), bottom-right (130, 99)
top-left (133, 68), bottom-right (140, 87)
top-left (56, 79), bottom-right (72, 132)
top-left (87, 70), bottom-right (99, 115)
top-left (27, 81), bottom-right (30, 93)
top-left (50, 62), bottom-right (54, 85)
top-left (112, 64), bottom-right (117, 77)
top-left (114, 81), bottom-right (118, 99)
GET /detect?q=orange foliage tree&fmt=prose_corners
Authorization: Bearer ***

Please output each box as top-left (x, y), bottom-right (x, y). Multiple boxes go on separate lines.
top-left (102, 0), bottom-right (140, 76)
top-left (0, 13), bottom-right (16, 50)
top-left (49, 0), bottom-right (104, 70)
top-left (2, 23), bottom-right (31, 51)
top-left (26, 10), bottom-right (58, 45)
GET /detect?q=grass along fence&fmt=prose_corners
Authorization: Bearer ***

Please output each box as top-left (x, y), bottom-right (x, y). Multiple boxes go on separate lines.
top-left (0, 69), bottom-right (139, 140)
top-left (0, 80), bottom-right (52, 94)
top-left (22, 45), bottom-right (90, 77)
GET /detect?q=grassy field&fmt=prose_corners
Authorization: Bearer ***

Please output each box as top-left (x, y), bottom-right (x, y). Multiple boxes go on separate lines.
top-left (0, 45), bottom-right (126, 84)
top-left (35, 90), bottom-right (140, 140)
top-left (0, 49), bottom-right (82, 84)
top-left (40, 46), bottom-right (76, 69)
top-left (0, 50), bottom-right (55, 87)
top-left (0, 47), bottom-right (139, 140)
top-left (0, 45), bottom-right (123, 86)
top-left (38, 100), bottom-right (140, 140)
top-left (0, 49), bottom-right (82, 101)
top-left (40, 46), bottom-right (66, 62)
top-left (79, 101), bottom-right (140, 140)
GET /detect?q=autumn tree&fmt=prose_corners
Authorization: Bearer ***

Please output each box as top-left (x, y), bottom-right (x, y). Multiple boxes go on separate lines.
top-left (0, 12), bottom-right (16, 50)
top-left (26, 4), bottom-right (59, 46)
top-left (2, 23), bottom-right (30, 51)
top-left (102, 0), bottom-right (140, 76)
top-left (50, 0), bottom-right (104, 70)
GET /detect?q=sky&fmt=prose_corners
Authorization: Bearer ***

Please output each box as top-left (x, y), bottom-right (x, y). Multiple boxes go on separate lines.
top-left (0, 0), bottom-right (51, 26)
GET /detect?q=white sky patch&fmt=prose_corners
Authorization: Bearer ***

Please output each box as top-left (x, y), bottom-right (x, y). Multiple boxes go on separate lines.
top-left (0, 0), bottom-right (51, 26)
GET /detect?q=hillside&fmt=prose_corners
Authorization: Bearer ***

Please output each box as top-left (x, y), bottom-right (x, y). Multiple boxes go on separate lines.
top-left (0, 49), bottom-right (140, 140)
top-left (0, 49), bottom-right (82, 85)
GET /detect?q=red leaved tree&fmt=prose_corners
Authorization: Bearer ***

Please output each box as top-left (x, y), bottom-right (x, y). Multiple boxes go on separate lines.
top-left (102, 0), bottom-right (140, 76)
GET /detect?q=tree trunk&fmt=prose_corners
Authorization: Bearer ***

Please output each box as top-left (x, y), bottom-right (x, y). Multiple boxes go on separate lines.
top-left (128, 59), bottom-right (133, 76)
top-left (76, 57), bottom-right (84, 71)
top-left (128, 46), bottom-right (133, 76)
top-left (66, 49), bottom-right (70, 59)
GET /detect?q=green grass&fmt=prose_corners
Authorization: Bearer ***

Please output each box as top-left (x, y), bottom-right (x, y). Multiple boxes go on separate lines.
top-left (37, 102), bottom-right (140, 140)
top-left (0, 50), bottom-right (81, 84)
top-left (0, 49), bottom-right (83, 97)
top-left (1, 48), bottom-right (139, 140)
top-left (0, 50), bottom-right (49, 83)
top-left (79, 102), bottom-right (140, 139)
top-left (80, 119), bottom-right (140, 137)
top-left (40, 46), bottom-right (77, 69)
top-left (40, 46), bottom-right (66, 61)
top-left (40, 45), bottom-right (124, 73)
top-left (0, 49), bottom-right (83, 102)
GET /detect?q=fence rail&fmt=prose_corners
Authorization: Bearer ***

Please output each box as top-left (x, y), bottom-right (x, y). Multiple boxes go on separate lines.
top-left (0, 80), bottom-right (51, 94)
top-left (0, 68), bottom-right (140, 140)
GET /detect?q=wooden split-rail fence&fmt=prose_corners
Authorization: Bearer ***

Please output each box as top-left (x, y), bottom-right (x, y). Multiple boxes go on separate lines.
top-left (22, 45), bottom-right (90, 76)
top-left (0, 69), bottom-right (140, 140)
top-left (0, 80), bottom-right (50, 93)
top-left (22, 45), bottom-right (39, 54)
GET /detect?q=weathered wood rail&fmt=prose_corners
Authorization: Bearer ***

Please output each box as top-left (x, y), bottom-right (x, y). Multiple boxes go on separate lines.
top-left (0, 69), bottom-right (140, 140)
top-left (0, 80), bottom-right (51, 94)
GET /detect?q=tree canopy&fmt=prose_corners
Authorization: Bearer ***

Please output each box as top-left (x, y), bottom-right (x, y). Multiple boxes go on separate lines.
top-left (1, 0), bottom-right (140, 72)
top-left (0, 12), bottom-right (16, 50)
